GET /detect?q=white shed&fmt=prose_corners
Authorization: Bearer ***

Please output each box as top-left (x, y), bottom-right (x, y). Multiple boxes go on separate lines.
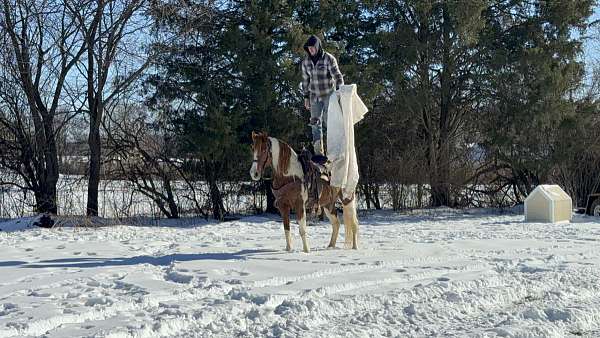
top-left (524, 185), bottom-right (572, 223)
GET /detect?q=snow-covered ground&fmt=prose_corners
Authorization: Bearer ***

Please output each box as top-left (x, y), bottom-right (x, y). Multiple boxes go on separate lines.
top-left (1, 209), bottom-right (600, 337)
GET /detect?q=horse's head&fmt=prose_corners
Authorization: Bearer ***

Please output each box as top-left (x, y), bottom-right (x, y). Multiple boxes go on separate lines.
top-left (250, 131), bottom-right (271, 181)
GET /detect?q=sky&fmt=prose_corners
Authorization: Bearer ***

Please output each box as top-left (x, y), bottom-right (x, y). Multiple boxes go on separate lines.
top-left (583, 5), bottom-right (600, 72)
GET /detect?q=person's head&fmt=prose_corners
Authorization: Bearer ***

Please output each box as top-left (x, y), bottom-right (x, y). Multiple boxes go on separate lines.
top-left (303, 35), bottom-right (322, 59)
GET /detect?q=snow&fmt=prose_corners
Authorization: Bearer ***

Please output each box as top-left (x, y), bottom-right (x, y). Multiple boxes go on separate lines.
top-left (1, 209), bottom-right (600, 337)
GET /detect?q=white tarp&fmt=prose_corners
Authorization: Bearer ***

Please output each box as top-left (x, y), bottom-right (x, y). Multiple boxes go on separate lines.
top-left (327, 84), bottom-right (368, 196)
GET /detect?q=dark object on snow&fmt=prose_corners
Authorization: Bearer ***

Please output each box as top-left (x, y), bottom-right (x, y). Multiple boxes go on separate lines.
top-left (584, 193), bottom-right (600, 216)
top-left (33, 214), bottom-right (54, 228)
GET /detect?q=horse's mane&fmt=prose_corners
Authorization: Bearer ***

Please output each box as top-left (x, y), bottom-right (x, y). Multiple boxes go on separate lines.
top-left (277, 140), bottom-right (292, 176)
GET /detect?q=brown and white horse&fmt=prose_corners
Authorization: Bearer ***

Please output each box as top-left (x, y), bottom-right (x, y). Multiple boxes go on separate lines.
top-left (250, 131), bottom-right (360, 253)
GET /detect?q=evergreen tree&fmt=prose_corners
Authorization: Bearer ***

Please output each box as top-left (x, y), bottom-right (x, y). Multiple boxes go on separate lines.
top-left (370, 0), bottom-right (490, 206)
top-left (479, 0), bottom-right (593, 200)
top-left (148, 1), bottom-right (307, 218)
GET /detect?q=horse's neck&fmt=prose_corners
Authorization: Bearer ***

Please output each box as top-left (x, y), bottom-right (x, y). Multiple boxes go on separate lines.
top-left (270, 137), bottom-right (303, 181)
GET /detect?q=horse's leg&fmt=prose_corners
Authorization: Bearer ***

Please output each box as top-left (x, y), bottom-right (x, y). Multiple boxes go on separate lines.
top-left (319, 187), bottom-right (340, 249)
top-left (342, 203), bottom-right (353, 249)
top-left (343, 200), bottom-right (359, 249)
top-left (281, 207), bottom-right (292, 252)
top-left (295, 199), bottom-right (310, 253)
top-left (323, 206), bottom-right (340, 248)
top-left (351, 201), bottom-right (359, 249)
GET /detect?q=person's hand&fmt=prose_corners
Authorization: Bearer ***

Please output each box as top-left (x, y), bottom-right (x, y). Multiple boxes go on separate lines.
top-left (304, 98), bottom-right (310, 110)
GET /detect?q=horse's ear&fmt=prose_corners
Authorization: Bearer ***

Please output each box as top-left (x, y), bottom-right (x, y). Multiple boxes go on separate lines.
top-left (253, 131), bottom-right (267, 140)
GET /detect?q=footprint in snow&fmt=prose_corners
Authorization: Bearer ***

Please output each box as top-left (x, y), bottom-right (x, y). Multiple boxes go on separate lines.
top-left (6, 322), bottom-right (26, 330)
top-left (85, 297), bottom-right (113, 306)
top-left (164, 271), bottom-right (193, 284)
top-left (226, 279), bottom-right (243, 285)
top-left (0, 303), bottom-right (18, 317)
top-left (66, 291), bottom-right (81, 299)
top-left (158, 302), bottom-right (180, 309)
top-left (437, 277), bottom-right (451, 282)
top-left (56, 245), bottom-right (66, 249)
top-left (29, 291), bottom-right (52, 297)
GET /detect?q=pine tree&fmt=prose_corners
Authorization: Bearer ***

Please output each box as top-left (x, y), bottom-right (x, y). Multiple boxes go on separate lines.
top-left (479, 0), bottom-right (593, 200)
top-left (369, 0), bottom-right (489, 206)
top-left (148, 1), bottom-right (307, 217)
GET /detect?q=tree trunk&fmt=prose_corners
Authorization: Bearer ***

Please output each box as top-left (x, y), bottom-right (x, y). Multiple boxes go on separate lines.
top-left (163, 177), bottom-right (179, 219)
top-left (361, 182), bottom-right (372, 209)
top-left (34, 186), bottom-right (58, 214)
top-left (43, 118), bottom-right (60, 214)
top-left (87, 112), bottom-right (102, 216)
top-left (205, 161), bottom-right (226, 220)
top-left (86, 21), bottom-right (102, 216)
top-left (209, 179), bottom-right (225, 220)
top-left (431, 141), bottom-right (451, 207)
top-left (430, 5), bottom-right (453, 207)
top-left (372, 183), bottom-right (381, 210)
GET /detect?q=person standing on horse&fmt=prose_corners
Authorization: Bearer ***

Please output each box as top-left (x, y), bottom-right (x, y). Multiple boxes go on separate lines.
top-left (302, 35), bottom-right (344, 158)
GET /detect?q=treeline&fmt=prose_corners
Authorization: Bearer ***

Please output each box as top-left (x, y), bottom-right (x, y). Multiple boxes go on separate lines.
top-left (1, 0), bottom-right (599, 220)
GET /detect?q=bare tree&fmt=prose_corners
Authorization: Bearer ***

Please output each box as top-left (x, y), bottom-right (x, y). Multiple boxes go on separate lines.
top-left (0, 0), bottom-right (86, 213)
top-left (103, 103), bottom-right (211, 219)
top-left (65, 0), bottom-right (152, 216)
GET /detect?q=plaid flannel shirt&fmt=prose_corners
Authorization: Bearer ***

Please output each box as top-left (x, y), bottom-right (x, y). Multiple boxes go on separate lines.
top-left (302, 52), bottom-right (344, 100)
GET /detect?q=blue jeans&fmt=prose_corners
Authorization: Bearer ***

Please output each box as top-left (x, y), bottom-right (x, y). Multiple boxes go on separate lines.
top-left (309, 94), bottom-right (331, 143)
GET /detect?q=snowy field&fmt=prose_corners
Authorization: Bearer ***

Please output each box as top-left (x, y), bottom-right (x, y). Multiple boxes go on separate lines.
top-left (1, 209), bottom-right (600, 337)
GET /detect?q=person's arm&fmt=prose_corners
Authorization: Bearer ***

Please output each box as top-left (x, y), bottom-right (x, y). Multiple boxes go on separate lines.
top-left (302, 60), bottom-right (311, 110)
top-left (302, 60), bottom-right (310, 99)
top-left (328, 54), bottom-right (344, 89)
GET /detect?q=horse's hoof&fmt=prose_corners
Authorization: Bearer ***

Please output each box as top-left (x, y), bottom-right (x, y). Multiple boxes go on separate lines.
top-left (286, 247), bottom-right (292, 252)
top-left (327, 245), bottom-right (336, 249)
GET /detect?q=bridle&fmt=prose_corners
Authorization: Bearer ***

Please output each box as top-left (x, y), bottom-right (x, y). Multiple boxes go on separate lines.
top-left (253, 137), bottom-right (272, 179)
